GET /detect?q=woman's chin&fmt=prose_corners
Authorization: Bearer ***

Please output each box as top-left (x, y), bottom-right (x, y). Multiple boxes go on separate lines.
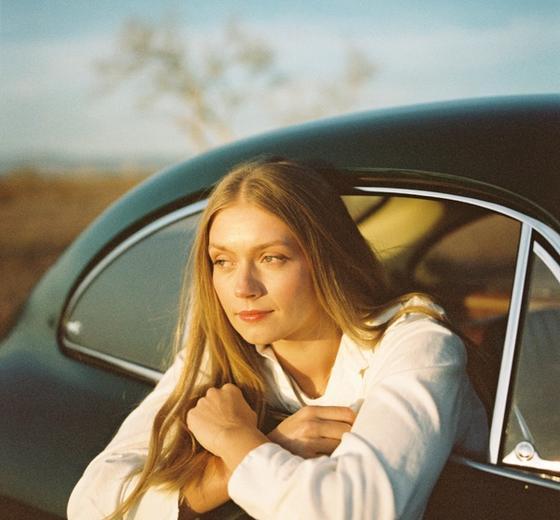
top-left (235, 326), bottom-right (278, 347)
top-left (239, 332), bottom-right (275, 346)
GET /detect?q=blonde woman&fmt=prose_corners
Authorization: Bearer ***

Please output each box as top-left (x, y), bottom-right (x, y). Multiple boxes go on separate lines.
top-left (68, 158), bottom-right (488, 519)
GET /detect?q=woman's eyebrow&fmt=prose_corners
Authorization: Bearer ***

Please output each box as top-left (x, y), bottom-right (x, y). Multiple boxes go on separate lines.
top-left (208, 240), bottom-right (294, 252)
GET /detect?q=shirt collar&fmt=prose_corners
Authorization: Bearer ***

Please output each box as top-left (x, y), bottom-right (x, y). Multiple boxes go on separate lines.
top-left (254, 334), bottom-right (370, 376)
top-left (338, 333), bottom-right (370, 375)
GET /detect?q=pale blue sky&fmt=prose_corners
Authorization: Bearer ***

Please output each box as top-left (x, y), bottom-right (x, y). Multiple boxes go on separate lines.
top-left (1, 0), bottom-right (558, 169)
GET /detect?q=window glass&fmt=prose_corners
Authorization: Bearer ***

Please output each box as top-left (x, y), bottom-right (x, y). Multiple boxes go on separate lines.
top-left (415, 213), bottom-right (520, 324)
top-left (346, 195), bottom-right (520, 340)
top-left (63, 213), bottom-right (200, 372)
top-left (502, 243), bottom-right (560, 470)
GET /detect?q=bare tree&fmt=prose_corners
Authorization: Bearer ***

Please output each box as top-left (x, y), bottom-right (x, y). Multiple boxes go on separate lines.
top-left (96, 15), bottom-right (376, 152)
top-left (276, 46), bottom-right (377, 125)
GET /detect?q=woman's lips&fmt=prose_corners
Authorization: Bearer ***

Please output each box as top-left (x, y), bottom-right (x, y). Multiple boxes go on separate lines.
top-left (237, 310), bottom-right (273, 322)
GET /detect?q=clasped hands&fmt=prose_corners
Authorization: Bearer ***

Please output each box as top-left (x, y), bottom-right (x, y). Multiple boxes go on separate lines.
top-left (186, 383), bottom-right (356, 472)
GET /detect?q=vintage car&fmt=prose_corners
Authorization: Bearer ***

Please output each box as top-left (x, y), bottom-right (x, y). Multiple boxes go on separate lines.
top-left (1, 95), bottom-right (559, 519)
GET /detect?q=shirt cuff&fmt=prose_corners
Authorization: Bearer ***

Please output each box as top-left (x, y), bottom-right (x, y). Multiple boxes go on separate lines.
top-left (227, 442), bottom-right (303, 518)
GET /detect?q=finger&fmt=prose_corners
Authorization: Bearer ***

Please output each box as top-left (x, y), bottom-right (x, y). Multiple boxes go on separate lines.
top-left (307, 437), bottom-right (341, 457)
top-left (315, 419), bottom-right (353, 440)
top-left (206, 387), bottom-right (219, 398)
top-left (304, 406), bottom-right (356, 425)
top-left (221, 383), bottom-right (240, 393)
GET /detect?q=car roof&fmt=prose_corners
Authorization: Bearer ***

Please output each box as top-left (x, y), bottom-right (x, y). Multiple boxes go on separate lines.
top-left (151, 94), bottom-right (559, 218)
top-left (70, 95), bottom-right (560, 270)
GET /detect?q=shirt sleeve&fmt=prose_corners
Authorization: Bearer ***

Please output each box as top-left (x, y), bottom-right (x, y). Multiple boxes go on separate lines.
top-left (67, 350), bottom-right (188, 520)
top-left (228, 315), bottom-right (483, 520)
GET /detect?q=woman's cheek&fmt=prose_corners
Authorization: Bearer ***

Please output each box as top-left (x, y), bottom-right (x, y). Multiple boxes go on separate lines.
top-left (213, 277), bottom-right (232, 311)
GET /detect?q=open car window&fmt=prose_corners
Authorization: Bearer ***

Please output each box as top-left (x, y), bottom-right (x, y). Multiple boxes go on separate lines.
top-left (344, 194), bottom-right (520, 346)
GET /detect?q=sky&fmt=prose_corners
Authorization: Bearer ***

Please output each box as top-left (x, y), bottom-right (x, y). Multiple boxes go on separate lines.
top-left (1, 0), bottom-right (558, 171)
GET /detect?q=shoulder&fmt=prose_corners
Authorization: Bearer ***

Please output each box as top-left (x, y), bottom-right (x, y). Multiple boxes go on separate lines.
top-left (369, 296), bottom-right (467, 374)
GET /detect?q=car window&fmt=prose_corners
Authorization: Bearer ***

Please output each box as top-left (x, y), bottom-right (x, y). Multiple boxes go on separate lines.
top-left (416, 213), bottom-right (520, 323)
top-left (62, 210), bottom-right (200, 374)
top-left (345, 195), bottom-right (520, 345)
top-left (502, 241), bottom-right (560, 472)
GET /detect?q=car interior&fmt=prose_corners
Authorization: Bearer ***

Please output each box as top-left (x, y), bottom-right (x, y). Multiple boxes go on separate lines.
top-left (345, 193), bottom-right (560, 470)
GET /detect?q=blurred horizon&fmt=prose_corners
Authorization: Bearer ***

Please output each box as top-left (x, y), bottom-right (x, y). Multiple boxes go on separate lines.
top-left (1, 0), bottom-right (559, 175)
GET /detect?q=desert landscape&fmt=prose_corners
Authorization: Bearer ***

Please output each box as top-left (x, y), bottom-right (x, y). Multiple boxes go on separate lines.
top-left (0, 169), bottom-right (147, 340)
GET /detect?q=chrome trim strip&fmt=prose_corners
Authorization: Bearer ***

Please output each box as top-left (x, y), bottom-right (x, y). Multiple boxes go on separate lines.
top-left (503, 449), bottom-right (560, 474)
top-left (450, 454), bottom-right (560, 490)
top-left (534, 241), bottom-right (560, 284)
top-left (64, 339), bottom-right (163, 384)
top-left (488, 223), bottom-right (531, 463)
top-left (356, 187), bottom-right (560, 252)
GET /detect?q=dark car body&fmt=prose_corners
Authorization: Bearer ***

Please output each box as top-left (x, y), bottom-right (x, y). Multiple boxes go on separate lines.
top-left (1, 95), bottom-right (559, 519)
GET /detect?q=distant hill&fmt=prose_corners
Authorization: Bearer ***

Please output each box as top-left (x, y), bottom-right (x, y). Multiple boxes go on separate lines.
top-left (0, 153), bottom-right (185, 176)
top-left (0, 169), bottom-right (147, 339)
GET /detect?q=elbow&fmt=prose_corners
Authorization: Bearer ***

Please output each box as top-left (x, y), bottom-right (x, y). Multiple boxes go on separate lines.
top-left (327, 454), bottom-right (397, 520)
top-left (67, 488), bottom-right (105, 520)
top-left (66, 462), bottom-right (132, 520)
top-left (67, 479), bottom-right (87, 520)
top-left (270, 455), bottom-right (398, 520)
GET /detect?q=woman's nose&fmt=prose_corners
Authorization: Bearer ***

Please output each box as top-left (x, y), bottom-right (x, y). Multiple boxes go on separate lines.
top-left (234, 264), bottom-right (263, 299)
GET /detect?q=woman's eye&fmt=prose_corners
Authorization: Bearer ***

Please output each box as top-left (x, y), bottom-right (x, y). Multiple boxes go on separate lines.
top-left (213, 258), bottom-right (230, 268)
top-left (262, 255), bottom-right (287, 264)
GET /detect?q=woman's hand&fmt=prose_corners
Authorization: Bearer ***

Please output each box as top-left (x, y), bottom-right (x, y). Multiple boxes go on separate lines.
top-left (186, 384), bottom-right (269, 470)
top-left (268, 405), bottom-right (356, 458)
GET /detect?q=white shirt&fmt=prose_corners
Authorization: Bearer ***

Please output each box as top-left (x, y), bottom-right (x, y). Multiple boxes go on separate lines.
top-left (68, 298), bottom-right (488, 519)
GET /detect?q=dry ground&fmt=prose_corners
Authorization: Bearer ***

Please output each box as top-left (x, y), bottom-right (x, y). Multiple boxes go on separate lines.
top-left (0, 169), bottom-right (146, 339)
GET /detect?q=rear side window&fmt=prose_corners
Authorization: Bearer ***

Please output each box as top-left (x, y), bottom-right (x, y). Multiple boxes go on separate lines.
top-left (62, 209), bottom-right (200, 374)
top-left (502, 242), bottom-right (560, 472)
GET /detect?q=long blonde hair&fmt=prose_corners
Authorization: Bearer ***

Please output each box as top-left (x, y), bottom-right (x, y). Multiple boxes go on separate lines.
top-left (111, 157), bottom-right (454, 517)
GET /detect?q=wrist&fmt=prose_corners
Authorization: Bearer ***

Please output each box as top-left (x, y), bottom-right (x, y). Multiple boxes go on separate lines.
top-left (220, 427), bottom-right (269, 472)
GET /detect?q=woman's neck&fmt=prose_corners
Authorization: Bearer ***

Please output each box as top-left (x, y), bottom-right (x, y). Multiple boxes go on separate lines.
top-left (271, 324), bottom-right (341, 399)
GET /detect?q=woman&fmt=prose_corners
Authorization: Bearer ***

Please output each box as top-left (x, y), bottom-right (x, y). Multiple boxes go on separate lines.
top-left (68, 157), bottom-right (488, 519)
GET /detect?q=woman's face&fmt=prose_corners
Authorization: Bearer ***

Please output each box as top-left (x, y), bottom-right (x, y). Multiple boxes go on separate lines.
top-left (208, 203), bottom-right (328, 346)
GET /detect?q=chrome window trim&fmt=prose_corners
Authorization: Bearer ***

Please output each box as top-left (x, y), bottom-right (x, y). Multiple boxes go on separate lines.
top-left (355, 187), bottom-right (560, 252)
top-left (489, 222), bottom-right (531, 463)
top-left (61, 200), bottom-right (207, 379)
top-left (65, 339), bottom-right (163, 384)
top-left (534, 241), bottom-right (560, 284)
top-left (450, 454), bottom-right (560, 491)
